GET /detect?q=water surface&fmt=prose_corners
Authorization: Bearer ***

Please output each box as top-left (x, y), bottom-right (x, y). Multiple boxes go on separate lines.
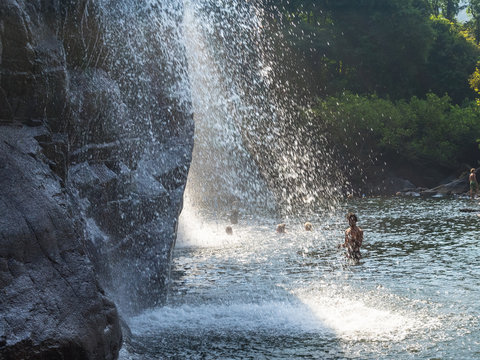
top-left (121, 197), bottom-right (480, 359)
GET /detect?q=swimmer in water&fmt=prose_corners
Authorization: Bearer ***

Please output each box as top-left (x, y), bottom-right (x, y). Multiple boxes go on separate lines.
top-left (304, 222), bottom-right (313, 231)
top-left (338, 212), bottom-right (363, 262)
top-left (276, 223), bottom-right (286, 233)
top-left (469, 168), bottom-right (478, 199)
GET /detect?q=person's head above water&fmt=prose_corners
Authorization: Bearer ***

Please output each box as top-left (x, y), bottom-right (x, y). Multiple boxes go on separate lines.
top-left (346, 212), bottom-right (358, 226)
top-left (276, 223), bottom-right (286, 233)
top-left (304, 222), bottom-right (312, 231)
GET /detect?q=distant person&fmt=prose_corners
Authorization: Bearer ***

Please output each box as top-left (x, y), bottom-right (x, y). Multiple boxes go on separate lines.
top-left (225, 225), bottom-right (233, 235)
top-left (304, 222), bottom-right (313, 231)
top-left (276, 223), bottom-right (286, 233)
top-left (229, 209), bottom-right (239, 224)
top-left (469, 168), bottom-right (478, 199)
top-left (338, 212), bottom-right (363, 262)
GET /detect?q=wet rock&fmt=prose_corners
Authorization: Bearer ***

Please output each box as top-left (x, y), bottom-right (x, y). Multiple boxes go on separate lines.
top-left (427, 178), bottom-right (468, 195)
top-left (419, 177), bottom-right (468, 197)
top-left (459, 208), bottom-right (477, 212)
top-left (1, 0), bottom-right (194, 357)
top-left (0, 128), bottom-right (122, 359)
top-left (396, 170), bottom-right (474, 198)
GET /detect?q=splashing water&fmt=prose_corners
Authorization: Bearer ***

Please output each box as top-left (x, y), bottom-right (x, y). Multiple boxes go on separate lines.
top-left (181, 0), bottom-right (276, 213)
top-left (179, 0), bottom-right (343, 218)
top-left (69, 0), bottom-right (194, 313)
top-left (93, 1), bottom-right (480, 359)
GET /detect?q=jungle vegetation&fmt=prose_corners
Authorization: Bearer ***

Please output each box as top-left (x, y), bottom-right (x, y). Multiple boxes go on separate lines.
top-left (267, 0), bottom-right (480, 188)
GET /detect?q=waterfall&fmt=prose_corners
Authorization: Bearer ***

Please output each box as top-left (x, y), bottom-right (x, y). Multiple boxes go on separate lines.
top-left (180, 0), bottom-right (276, 215)
top-left (177, 0), bottom-right (342, 244)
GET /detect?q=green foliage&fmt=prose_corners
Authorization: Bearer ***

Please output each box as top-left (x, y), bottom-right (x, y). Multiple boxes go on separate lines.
top-left (271, 0), bottom-right (480, 104)
top-left (469, 63), bottom-right (480, 103)
top-left (264, 0), bottom-right (480, 180)
top-left (310, 92), bottom-right (480, 170)
top-left (422, 16), bottom-right (480, 103)
top-left (427, 0), bottom-right (442, 16)
top-left (440, 0), bottom-right (463, 20)
top-left (467, 0), bottom-right (480, 44)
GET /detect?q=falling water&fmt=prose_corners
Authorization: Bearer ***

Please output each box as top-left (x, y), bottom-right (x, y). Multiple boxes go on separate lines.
top-left (178, 0), bottom-right (343, 219)
top-left (180, 0), bottom-right (276, 214)
top-left (69, 0), bottom-right (194, 313)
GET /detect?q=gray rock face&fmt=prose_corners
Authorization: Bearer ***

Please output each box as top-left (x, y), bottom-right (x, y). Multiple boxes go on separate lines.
top-left (1, 0), bottom-right (193, 358)
top-left (0, 128), bottom-right (122, 359)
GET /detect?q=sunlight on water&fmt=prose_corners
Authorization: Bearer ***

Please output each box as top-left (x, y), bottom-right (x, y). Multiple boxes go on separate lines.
top-left (129, 288), bottom-right (435, 342)
top-left (293, 289), bottom-right (432, 342)
top-left (129, 301), bottom-right (333, 336)
top-left (176, 203), bottom-right (241, 248)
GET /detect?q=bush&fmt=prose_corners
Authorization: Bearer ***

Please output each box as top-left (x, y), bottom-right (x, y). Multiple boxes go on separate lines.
top-left (309, 92), bottom-right (480, 178)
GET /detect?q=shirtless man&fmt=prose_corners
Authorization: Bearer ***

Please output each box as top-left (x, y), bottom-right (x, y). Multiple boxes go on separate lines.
top-left (338, 212), bottom-right (363, 262)
top-left (469, 168), bottom-right (478, 199)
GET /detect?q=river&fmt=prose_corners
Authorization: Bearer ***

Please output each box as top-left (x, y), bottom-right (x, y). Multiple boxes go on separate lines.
top-left (120, 196), bottom-right (480, 359)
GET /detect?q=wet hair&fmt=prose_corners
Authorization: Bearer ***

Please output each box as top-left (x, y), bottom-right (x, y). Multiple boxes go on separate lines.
top-left (346, 212), bottom-right (358, 222)
top-left (471, 168), bottom-right (476, 173)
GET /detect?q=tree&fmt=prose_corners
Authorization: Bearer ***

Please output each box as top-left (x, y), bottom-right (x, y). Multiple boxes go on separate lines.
top-left (428, 0), bottom-right (442, 15)
top-left (440, 0), bottom-right (463, 20)
top-left (269, 0), bottom-right (478, 103)
top-left (469, 63), bottom-right (480, 103)
top-left (319, 0), bottom-right (435, 99)
top-left (421, 17), bottom-right (480, 103)
top-left (467, 0), bottom-right (480, 44)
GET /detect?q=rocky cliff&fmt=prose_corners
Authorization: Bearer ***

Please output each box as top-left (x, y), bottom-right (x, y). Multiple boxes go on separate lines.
top-left (0, 0), bottom-right (193, 358)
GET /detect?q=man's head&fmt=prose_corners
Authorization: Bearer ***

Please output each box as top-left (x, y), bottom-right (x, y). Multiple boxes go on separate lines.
top-left (471, 168), bottom-right (476, 173)
top-left (347, 212), bottom-right (357, 225)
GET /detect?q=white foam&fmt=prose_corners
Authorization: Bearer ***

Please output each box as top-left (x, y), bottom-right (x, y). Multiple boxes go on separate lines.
top-left (128, 289), bottom-right (438, 343)
top-left (129, 301), bottom-right (333, 336)
top-left (176, 203), bottom-right (238, 248)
